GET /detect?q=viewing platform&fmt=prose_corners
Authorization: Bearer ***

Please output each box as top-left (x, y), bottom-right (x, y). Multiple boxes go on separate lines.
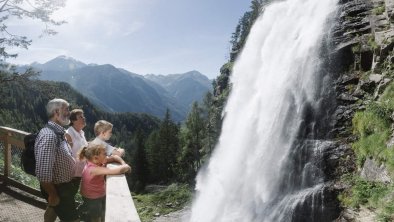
top-left (0, 126), bottom-right (140, 222)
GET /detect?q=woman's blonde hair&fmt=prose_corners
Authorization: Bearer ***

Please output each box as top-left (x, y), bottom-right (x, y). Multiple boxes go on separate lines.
top-left (94, 120), bottom-right (113, 136)
top-left (78, 143), bottom-right (106, 161)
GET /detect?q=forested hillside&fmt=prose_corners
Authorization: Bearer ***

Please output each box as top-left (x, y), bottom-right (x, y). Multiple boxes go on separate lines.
top-left (24, 56), bottom-right (212, 121)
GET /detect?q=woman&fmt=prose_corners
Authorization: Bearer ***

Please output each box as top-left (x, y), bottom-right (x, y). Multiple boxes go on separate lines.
top-left (65, 109), bottom-right (89, 186)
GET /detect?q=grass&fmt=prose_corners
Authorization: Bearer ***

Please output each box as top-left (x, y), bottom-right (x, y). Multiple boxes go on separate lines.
top-left (340, 81), bottom-right (394, 221)
top-left (338, 175), bottom-right (394, 221)
top-left (352, 104), bottom-right (391, 167)
top-left (339, 175), bottom-right (389, 208)
top-left (133, 183), bottom-right (193, 222)
top-left (373, 5), bottom-right (386, 15)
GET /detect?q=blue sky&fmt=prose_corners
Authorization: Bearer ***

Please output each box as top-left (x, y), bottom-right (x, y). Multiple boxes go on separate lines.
top-left (9, 0), bottom-right (252, 78)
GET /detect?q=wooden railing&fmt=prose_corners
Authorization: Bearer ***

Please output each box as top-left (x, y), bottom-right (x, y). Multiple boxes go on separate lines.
top-left (0, 126), bottom-right (140, 222)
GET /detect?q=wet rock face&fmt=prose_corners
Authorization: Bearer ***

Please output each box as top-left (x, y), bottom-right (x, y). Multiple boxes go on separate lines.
top-left (330, 0), bottom-right (373, 73)
top-left (329, 0), bottom-right (394, 144)
top-left (361, 158), bottom-right (392, 183)
top-left (327, 0), bottom-right (394, 220)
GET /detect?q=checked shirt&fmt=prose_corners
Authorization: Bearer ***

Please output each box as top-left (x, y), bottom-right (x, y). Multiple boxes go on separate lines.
top-left (34, 121), bottom-right (76, 184)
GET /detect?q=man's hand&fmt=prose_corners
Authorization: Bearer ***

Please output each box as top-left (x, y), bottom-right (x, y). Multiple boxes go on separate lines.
top-left (48, 194), bottom-right (60, 206)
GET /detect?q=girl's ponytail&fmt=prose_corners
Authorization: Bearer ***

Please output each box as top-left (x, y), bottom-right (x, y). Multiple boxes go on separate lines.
top-left (78, 146), bottom-right (88, 160)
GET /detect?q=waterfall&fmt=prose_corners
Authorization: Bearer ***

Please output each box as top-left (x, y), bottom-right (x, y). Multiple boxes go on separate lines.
top-left (190, 0), bottom-right (339, 221)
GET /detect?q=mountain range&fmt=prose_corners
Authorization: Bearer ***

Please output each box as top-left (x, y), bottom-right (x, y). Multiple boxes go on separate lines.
top-left (23, 56), bottom-right (212, 121)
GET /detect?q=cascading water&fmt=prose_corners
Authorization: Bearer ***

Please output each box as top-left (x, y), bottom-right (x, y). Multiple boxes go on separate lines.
top-left (190, 0), bottom-right (340, 221)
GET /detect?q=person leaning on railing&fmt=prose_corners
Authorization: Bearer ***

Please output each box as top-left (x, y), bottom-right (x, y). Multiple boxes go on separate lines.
top-left (78, 143), bottom-right (131, 222)
top-left (91, 120), bottom-right (125, 157)
top-left (34, 98), bottom-right (80, 222)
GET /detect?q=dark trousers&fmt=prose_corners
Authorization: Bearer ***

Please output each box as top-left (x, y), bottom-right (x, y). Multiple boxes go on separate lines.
top-left (82, 196), bottom-right (106, 221)
top-left (40, 179), bottom-right (79, 221)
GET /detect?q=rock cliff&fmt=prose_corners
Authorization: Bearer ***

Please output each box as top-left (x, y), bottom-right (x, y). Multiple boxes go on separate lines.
top-left (329, 0), bottom-right (394, 220)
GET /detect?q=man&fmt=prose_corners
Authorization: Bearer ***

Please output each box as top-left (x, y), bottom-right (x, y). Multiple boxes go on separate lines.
top-left (35, 98), bottom-right (79, 222)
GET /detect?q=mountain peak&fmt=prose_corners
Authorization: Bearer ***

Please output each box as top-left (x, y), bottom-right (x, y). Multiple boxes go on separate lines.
top-left (39, 55), bottom-right (87, 71)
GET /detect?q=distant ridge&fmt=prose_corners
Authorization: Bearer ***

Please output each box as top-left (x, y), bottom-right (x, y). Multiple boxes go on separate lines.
top-left (24, 56), bottom-right (212, 121)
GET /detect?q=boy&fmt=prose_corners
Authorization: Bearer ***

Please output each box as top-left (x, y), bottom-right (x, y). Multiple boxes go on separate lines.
top-left (91, 120), bottom-right (125, 157)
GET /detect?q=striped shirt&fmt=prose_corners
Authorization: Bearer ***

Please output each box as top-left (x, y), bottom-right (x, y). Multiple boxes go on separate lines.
top-left (34, 121), bottom-right (76, 184)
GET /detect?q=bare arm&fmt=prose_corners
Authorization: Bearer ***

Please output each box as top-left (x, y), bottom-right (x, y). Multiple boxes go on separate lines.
top-left (90, 164), bottom-right (131, 176)
top-left (106, 155), bottom-right (126, 164)
top-left (64, 133), bottom-right (73, 147)
top-left (111, 148), bottom-right (125, 157)
top-left (41, 182), bottom-right (59, 206)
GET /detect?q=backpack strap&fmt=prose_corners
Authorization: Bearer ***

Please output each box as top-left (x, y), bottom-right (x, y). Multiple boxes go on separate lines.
top-left (44, 124), bottom-right (65, 146)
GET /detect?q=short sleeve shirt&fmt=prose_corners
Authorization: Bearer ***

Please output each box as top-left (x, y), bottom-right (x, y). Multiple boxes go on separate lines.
top-left (34, 121), bottom-right (76, 184)
top-left (91, 137), bottom-right (115, 156)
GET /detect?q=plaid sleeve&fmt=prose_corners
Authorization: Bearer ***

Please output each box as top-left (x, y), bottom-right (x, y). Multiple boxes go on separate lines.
top-left (35, 129), bottom-right (57, 183)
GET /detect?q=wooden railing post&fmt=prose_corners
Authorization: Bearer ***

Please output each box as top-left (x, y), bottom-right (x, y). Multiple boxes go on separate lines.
top-left (3, 131), bottom-right (11, 185)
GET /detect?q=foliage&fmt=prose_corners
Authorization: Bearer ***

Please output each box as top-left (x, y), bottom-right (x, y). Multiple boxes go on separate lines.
top-left (344, 81), bottom-right (394, 221)
top-left (351, 44), bottom-right (361, 53)
top-left (338, 175), bottom-right (391, 208)
top-left (352, 103), bottom-right (391, 167)
top-left (379, 82), bottom-right (394, 110)
top-left (177, 102), bottom-right (205, 184)
top-left (0, 66), bottom-right (39, 85)
top-left (0, 152), bottom-right (40, 189)
top-left (0, 0), bottom-right (66, 61)
top-left (133, 183), bottom-right (192, 222)
top-left (367, 35), bottom-right (379, 50)
top-left (145, 110), bottom-right (180, 184)
top-left (129, 129), bottom-right (150, 193)
top-left (373, 5), bottom-right (386, 15)
top-left (338, 175), bottom-right (394, 221)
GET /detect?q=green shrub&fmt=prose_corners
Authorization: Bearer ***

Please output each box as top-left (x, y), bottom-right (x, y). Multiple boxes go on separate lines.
top-left (368, 35), bottom-right (379, 50)
top-left (379, 82), bottom-right (394, 110)
top-left (339, 175), bottom-right (390, 208)
top-left (352, 105), bottom-right (391, 166)
top-left (134, 183), bottom-right (192, 222)
top-left (373, 5), bottom-right (386, 15)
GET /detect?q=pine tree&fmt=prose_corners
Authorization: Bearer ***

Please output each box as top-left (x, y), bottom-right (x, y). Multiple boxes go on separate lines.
top-left (132, 129), bottom-right (150, 192)
top-left (146, 109), bottom-right (180, 183)
top-left (179, 102), bottom-right (205, 184)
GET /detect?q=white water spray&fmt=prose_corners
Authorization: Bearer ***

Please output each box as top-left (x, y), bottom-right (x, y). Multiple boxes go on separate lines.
top-left (190, 0), bottom-right (338, 221)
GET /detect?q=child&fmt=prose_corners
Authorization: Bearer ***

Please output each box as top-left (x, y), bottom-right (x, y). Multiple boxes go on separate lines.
top-left (91, 120), bottom-right (125, 157)
top-left (78, 143), bottom-right (131, 222)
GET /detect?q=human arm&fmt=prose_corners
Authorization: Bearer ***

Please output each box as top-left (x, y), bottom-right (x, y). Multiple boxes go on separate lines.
top-left (110, 147), bottom-right (125, 157)
top-left (106, 155), bottom-right (126, 165)
top-left (64, 132), bottom-right (73, 147)
top-left (90, 164), bottom-right (131, 176)
top-left (41, 182), bottom-right (59, 206)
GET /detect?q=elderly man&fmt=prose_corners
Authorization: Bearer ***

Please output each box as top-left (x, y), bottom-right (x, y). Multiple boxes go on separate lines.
top-left (34, 98), bottom-right (79, 222)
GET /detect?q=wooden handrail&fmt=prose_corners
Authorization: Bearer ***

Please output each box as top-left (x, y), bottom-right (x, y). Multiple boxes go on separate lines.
top-left (106, 163), bottom-right (141, 222)
top-left (0, 126), bottom-right (141, 221)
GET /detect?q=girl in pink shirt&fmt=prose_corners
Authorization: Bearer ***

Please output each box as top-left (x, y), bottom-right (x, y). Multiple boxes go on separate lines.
top-left (79, 144), bottom-right (131, 222)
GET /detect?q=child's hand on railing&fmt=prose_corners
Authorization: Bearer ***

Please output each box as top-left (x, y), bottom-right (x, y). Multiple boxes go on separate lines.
top-left (120, 164), bottom-right (131, 174)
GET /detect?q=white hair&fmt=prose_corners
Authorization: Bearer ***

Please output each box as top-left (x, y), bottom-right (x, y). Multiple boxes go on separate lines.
top-left (46, 98), bottom-right (69, 118)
